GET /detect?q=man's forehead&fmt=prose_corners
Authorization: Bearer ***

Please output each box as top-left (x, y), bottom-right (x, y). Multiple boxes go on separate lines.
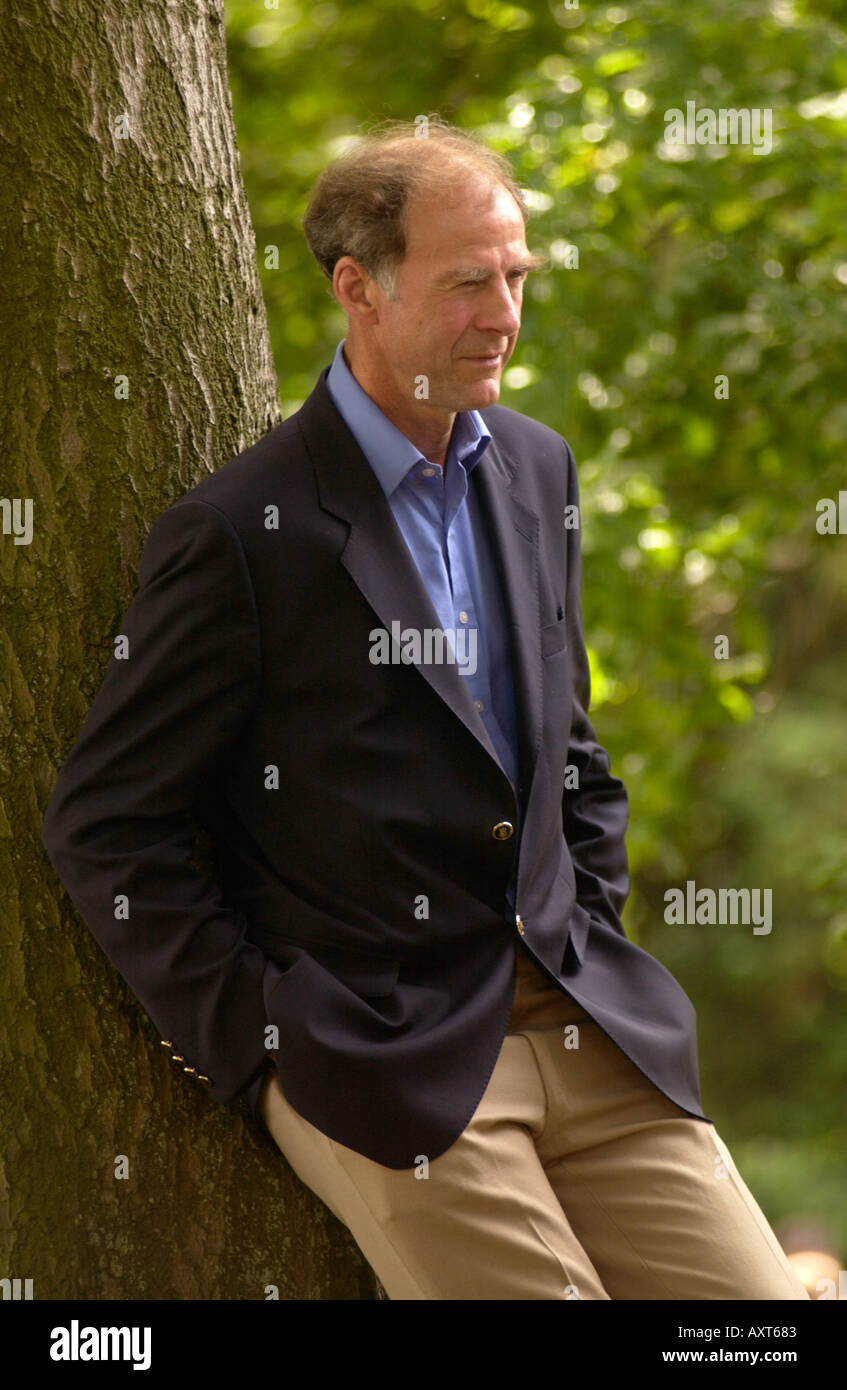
top-left (405, 179), bottom-right (524, 241)
top-left (408, 213), bottom-right (528, 272)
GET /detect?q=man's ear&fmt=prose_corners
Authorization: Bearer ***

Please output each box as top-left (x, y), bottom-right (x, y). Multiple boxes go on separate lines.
top-left (333, 256), bottom-right (381, 322)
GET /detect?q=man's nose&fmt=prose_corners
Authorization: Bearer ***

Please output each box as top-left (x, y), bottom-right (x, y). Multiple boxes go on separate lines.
top-left (476, 277), bottom-right (522, 337)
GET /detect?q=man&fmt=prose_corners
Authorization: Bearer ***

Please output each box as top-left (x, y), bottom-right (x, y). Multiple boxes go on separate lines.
top-left (42, 119), bottom-right (808, 1300)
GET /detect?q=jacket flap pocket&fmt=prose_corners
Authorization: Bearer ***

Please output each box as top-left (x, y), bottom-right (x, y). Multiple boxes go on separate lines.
top-left (307, 944), bottom-right (400, 997)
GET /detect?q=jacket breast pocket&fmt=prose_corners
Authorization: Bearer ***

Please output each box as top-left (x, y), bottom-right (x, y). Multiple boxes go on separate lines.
top-left (540, 616), bottom-right (571, 697)
top-left (540, 615), bottom-right (567, 658)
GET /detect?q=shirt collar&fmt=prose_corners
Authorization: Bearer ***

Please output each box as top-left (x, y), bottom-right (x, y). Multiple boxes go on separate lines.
top-left (326, 339), bottom-right (491, 499)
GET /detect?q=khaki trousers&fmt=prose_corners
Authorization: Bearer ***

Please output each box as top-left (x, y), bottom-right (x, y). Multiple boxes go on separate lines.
top-left (259, 943), bottom-right (810, 1300)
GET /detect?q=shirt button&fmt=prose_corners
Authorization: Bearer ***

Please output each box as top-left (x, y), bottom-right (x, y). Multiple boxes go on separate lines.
top-left (422, 467), bottom-right (436, 477)
top-left (492, 821), bottom-right (515, 840)
top-left (475, 699), bottom-right (484, 712)
top-left (459, 611), bottom-right (469, 624)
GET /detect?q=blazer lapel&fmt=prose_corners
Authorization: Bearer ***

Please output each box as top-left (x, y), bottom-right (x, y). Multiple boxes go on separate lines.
top-left (297, 369), bottom-right (544, 794)
top-left (471, 431), bottom-right (545, 804)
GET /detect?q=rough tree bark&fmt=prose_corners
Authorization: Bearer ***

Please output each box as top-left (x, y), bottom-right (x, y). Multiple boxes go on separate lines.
top-left (0, 0), bottom-right (378, 1299)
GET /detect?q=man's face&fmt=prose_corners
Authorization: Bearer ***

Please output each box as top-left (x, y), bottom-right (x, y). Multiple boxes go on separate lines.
top-left (364, 177), bottom-right (532, 416)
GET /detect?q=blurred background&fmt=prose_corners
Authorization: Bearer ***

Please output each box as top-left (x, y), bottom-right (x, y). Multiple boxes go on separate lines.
top-left (223, 0), bottom-right (847, 1288)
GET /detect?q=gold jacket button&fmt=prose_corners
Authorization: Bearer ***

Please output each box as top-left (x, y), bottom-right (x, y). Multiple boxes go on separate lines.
top-left (171, 1054), bottom-right (185, 1064)
top-left (197, 1075), bottom-right (211, 1085)
top-left (492, 821), bottom-right (515, 840)
top-left (183, 1066), bottom-right (198, 1076)
top-left (160, 1040), bottom-right (174, 1050)
top-left (516, 915), bottom-right (526, 936)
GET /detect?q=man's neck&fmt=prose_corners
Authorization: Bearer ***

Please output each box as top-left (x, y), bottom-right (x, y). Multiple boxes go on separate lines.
top-left (342, 343), bottom-right (454, 469)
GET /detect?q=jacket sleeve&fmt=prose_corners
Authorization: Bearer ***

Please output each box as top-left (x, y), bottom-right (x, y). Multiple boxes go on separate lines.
top-left (41, 497), bottom-right (273, 1106)
top-left (561, 440), bottom-right (631, 938)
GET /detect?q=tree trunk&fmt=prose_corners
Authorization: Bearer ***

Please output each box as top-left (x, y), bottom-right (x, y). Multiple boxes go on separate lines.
top-left (0, 0), bottom-right (378, 1300)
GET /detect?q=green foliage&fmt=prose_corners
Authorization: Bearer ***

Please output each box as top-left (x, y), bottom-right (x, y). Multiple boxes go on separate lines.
top-left (224, 0), bottom-right (847, 1247)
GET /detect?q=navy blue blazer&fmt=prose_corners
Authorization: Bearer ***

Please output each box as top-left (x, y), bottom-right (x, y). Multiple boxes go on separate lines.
top-left (41, 366), bottom-right (708, 1168)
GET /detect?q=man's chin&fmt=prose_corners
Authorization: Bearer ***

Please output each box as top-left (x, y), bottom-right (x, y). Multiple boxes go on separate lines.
top-left (455, 376), bottom-right (502, 410)
top-left (428, 371), bottom-right (503, 413)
